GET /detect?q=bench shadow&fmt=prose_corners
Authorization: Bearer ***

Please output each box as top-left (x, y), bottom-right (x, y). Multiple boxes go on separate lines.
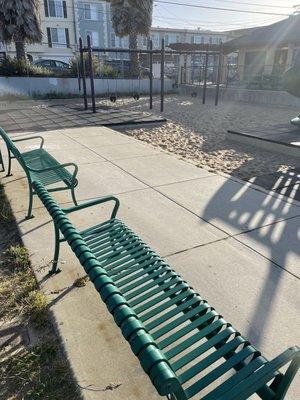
top-left (202, 166), bottom-right (299, 347)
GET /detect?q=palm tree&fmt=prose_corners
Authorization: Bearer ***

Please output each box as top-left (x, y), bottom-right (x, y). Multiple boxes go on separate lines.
top-left (0, 0), bottom-right (42, 60)
top-left (110, 0), bottom-right (153, 77)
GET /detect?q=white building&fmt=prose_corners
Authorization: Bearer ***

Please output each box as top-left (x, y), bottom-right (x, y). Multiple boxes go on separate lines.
top-left (145, 27), bottom-right (227, 50)
top-left (2, 1), bottom-right (232, 63)
top-left (5, 0), bottom-right (77, 62)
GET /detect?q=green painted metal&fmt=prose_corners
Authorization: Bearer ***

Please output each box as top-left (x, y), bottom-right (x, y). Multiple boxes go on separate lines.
top-left (33, 180), bottom-right (300, 400)
top-left (0, 147), bottom-right (4, 172)
top-left (0, 127), bottom-right (78, 219)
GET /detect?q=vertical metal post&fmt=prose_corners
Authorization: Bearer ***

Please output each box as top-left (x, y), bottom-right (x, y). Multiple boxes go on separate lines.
top-left (149, 40), bottom-right (153, 110)
top-left (77, 55), bottom-right (81, 92)
top-left (202, 44), bottom-right (209, 105)
top-left (160, 38), bottom-right (165, 113)
top-left (215, 43), bottom-right (223, 106)
top-left (87, 35), bottom-right (96, 113)
top-left (79, 38), bottom-right (88, 110)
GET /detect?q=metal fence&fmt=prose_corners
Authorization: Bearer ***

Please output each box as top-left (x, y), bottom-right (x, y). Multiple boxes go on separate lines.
top-left (180, 63), bottom-right (292, 91)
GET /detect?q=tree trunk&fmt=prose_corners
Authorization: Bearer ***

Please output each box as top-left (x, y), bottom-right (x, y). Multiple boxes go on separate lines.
top-left (15, 41), bottom-right (26, 60)
top-left (129, 32), bottom-right (140, 78)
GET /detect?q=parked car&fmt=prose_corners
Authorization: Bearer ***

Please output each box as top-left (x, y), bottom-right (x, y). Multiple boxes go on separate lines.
top-left (33, 59), bottom-right (70, 71)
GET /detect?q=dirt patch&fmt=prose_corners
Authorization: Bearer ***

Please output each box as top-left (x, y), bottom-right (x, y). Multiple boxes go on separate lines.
top-left (0, 182), bottom-right (80, 400)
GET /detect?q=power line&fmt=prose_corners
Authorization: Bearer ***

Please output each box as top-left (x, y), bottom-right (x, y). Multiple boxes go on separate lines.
top-left (152, 17), bottom-right (282, 30)
top-left (43, 2), bottom-right (287, 30)
top-left (189, 0), bottom-right (293, 9)
top-left (154, 6), bottom-right (281, 27)
top-left (154, 0), bottom-right (290, 16)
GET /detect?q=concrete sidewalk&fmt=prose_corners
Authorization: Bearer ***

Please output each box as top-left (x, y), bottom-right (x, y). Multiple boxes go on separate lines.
top-left (1, 125), bottom-right (299, 399)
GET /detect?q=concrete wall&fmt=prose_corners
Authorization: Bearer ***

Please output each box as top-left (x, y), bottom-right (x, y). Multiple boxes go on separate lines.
top-left (179, 84), bottom-right (300, 107)
top-left (0, 76), bottom-right (173, 97)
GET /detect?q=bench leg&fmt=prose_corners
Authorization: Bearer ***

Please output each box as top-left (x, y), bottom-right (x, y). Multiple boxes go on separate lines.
top-left (0, 149), bottom-right (4, 172)
top-left (71, 186), bottom-right (78, 206)
top-left (6, 152), bottom-right (12, 177)
top-left (272, 354), bottom-right (300, 400)
top-left (25, 188), bottom-right (34, 219)
top-left (49, 224), bottom-right (61, 276)
top-left (167, 389), bottom-right (188, 400)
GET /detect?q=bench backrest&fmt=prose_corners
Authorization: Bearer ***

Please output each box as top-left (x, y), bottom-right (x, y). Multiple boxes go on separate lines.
top-left (32, 180), bottom-right (182, 397)
top-left (0, 127), bottom-right (27, 170)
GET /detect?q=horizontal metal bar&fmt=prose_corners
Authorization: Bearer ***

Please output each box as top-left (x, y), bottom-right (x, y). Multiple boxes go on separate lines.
top-left (82, 47), bottom-right (221, 56)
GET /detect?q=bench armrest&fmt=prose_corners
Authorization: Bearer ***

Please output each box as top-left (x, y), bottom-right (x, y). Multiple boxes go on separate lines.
top-left (222, 346), bottom-right (300, 400)
top-left (29, 162), bottom-right (78, 184)
top-left (13, 135), bottom-right (45, 149)
top-left (62, 196), bottom-right (120, 219)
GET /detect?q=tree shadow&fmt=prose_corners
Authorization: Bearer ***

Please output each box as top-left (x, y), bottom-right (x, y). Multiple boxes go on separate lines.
top-left (202, 162), bottom-right (299, 347)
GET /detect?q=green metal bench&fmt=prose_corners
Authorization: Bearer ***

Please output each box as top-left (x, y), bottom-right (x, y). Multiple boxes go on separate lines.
top-left (33, 180), bottom-right (299, 400)
top-left (0, 127), bottom-right (78, 219)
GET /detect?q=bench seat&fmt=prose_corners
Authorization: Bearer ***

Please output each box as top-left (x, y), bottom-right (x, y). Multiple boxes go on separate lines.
top-left (22, 148), bottom-right (75, 187)
top-left (33, 180), bottom-right (299, 400)
top-left (0, 127), bottom-right (78, 219)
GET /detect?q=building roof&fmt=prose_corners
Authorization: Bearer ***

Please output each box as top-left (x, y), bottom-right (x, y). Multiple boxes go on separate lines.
top-left (168, 43), bottom-right (222, 53)
top-left (225, 14), bottom-right (300, 50)
top-left (151, 27), bottom-right (226, 36)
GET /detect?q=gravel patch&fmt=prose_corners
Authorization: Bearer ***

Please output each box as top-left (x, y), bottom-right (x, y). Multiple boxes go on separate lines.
top-left (97, 95), bottom-right (300, 179)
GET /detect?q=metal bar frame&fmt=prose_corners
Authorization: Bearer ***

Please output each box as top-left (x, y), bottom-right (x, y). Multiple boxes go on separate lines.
top-left (202, 44), bottom-right (209, 105)
top-left (79, 37), bottom-right (88, 110)
top-left (87, 35), bottom-right (96, 113)
top-left (149, 40), bottom-right (153, 110)
top-left (215, 42), bottom-right (223, 106)
top-left (161, 38), bottom-right (165, 113)
top-left (81, 47), bottom-right (221, 56)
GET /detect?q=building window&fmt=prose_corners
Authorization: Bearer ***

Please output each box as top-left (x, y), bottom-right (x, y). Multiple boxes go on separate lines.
top-left (209, 37), bottom-right (213, 44)
top-left (84, 4), bottom-right (98, 20)
top-left (118, 36), bottom-right (129, 48)
top-left (244, 51), bottom-right (266, 76)
top-left (150, 33), bottom-right (159, 48)
top-left (167, 34), bottom-right (179, 45)
top-left (193, 36), bottom-right (202, 44)
top-left (293, 48), bottom-right (300, 65)
top-left (273, 49), bottom-right (288, 75)
top-left (47, 27), bottom-right (70, 48)
top-left (86, 31), bottom-right (99, 47)
top-left (44, 0), bottom-right (66, 18)
top-left (111, 33), bottom-right (116, 48)
top-left (142, 36), bottom-right (148, 48)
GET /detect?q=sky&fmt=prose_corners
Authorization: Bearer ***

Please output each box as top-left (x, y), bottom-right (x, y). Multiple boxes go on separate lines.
top-left (152, 0), bottom-right (298, 31)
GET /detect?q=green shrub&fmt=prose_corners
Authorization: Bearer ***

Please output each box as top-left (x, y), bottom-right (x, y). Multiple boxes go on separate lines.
top-left (69, 54), bottom-right (119, 78)
top-left (102, 63), bottom-right (119, 78)
top-left (0, 57), bottom-right (54, 77)
top-left (69, 53), bottom-right (100, 77)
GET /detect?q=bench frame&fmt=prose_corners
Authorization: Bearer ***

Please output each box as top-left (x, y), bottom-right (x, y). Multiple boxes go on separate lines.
top-left (33, 180), bottom-right (300, 400)
top-left (0, 147), bottom-right (4, 172)
top-left (0, 127), bottom-right (78, 219)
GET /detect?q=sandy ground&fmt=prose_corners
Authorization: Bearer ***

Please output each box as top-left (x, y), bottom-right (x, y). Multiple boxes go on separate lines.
top-left (98, 95), bottom-right (300, 179)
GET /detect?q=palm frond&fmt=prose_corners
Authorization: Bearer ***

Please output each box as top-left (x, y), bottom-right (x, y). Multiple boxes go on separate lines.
top-left (0, 0), bottom-right (42, 44)
top-left (110, 0), bottom-right (153, 37)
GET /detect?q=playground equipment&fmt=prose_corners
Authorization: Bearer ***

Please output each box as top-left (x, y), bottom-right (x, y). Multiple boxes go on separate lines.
top-left (78, 36), bottom-right (165, 112)
top-left (170, 42), bottom-right (224, 106)
top-left (78, 37), bottom-right (225, 113)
